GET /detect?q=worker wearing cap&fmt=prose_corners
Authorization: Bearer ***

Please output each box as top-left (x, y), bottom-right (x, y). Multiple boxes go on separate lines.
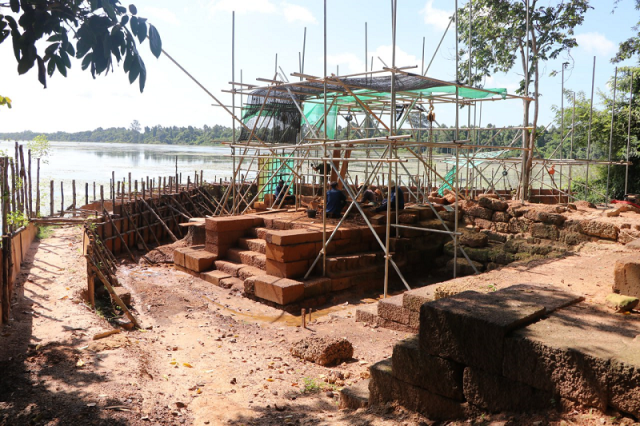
top-left (375, 180), bottom-right (404, 213)
top-left (326, 181), bottom-right (346, 218)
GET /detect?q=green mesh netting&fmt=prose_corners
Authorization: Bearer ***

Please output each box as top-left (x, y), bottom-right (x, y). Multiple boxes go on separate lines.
top-left (303, 102), bottom-right (338, 139)
top-left (418, 86), bottom-right (507, 99)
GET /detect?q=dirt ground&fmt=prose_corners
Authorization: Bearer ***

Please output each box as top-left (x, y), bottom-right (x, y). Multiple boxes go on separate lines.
top-left (1, 224), bottom-right (640, 426)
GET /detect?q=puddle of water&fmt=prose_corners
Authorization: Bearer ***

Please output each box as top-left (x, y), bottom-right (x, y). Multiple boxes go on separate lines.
top-left (202, 295), bottom-right (382, 328)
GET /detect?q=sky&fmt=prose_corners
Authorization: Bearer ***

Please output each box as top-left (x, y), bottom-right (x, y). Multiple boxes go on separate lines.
top-left (0, 0), bottom-right (639, 134)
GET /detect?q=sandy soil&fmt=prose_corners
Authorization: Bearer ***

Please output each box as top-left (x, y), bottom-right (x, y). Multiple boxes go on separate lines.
top-left (1, 224), bottom-right (639, 426)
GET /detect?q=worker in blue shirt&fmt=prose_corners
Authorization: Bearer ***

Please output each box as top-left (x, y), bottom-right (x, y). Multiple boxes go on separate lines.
top-left (326, 181), bottom-right (346, 218)
top-left (274, 179), bottom-right (295, 205)
top-left (375, 181), bottom-right (404, 213)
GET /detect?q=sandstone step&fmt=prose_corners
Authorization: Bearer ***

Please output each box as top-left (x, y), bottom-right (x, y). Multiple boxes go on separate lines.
top-left (369, 358), bottom-right (471, 420)
top-left (237, 266), bottom-right (264, 281)
top-left (355, 302), bottom-right (416, 333)
top-left (200, 270), bottom-right (232, 287)
top-left (355, 303), bottom-right (378, 325)
top-left (219, 276), bottom-right (244, 291)
top-left (339, 379), bottom-right (369, 409)
top-left (402, 285), bottom-right (437, 312)
top-left (316, 252), bottom-right (384, 276)
top-left (378, 294), bottom-right (416, 327)
top-left (227, 248), bottom-right (267, 270)
top-left (392, 336), bottom-right (464, 401)
top-left (246, 227), bottom-right (269, 239)
top-left (237, 237), bottom-right (266, 254)
top-left (214, 260), bottom-right (244, 277)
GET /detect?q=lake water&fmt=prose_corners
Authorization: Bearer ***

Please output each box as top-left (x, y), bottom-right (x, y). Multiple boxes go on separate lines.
top-left (0, 140), bottom-right (587, 214)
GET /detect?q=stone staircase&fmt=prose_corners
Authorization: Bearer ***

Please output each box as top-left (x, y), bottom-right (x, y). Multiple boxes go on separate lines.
top-left (355, 285), bottom-right (436, 333)
top-left (174, 213), bottom-right (444, 309)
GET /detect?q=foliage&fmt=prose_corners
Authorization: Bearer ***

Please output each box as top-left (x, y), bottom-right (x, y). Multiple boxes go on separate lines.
top-left (0, 0), bottom-right (162, 92)
top-left (301, 377), bottom-right (321, 394)
top-left (0, 95), bottom-right (11, 109)
top-left (0, 124), bottom-right (233, 145)
top-left (613, 0), bottom-right (640, 63)
top-left (7, 210), bottom-right (28, 228)
top-left (456, 0), bottom-right (591, 93)
top-left (27, 134), bottom-right (52, 164)
top-left (37, 225), bottom-right (55, 239)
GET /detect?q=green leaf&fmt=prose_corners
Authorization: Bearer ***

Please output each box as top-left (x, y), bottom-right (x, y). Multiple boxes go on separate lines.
top-left (129, 4), bottom-right (138, 15)
top-left (37, 56), bottom-right (47, 88)
top-left (123, 51), bottom-right (133, 72)
top-left (103, 0), bottom-right (117, 21)
top-left (65, 42), bottom-right (75, 57)
top-left (148, 24), bottom-right (161, 58)
top-left (138, 56), bottom-right (146, 92)
top-left (9, 0), bottom-right (19, 13)
top-left (128, 57), bottom-right (140, 84)
top-left (55, 56), bottom-right (67, 77)
top-left (81, 53), bottom-right (93, 71)
top-left (45, 43), bottom-right (59, 56)
top-left (60, 51), bottom-right (71, 69)
top-left (130, 16), bottom-right (138, 35)
top-left (47, 34), bottom-right (63, 43)
top-left (121, 15), bottom-right (129, 26)
top-left (136, 19), bottom-right (147, 43)
top-left (47, 57), bottom-right (55, 77)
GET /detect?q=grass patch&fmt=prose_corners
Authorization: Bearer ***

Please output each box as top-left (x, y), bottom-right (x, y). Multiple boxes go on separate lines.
top-left (302, 377), bottom-right (321, 394)
top-left (37, 225), bottom-right (55, 240)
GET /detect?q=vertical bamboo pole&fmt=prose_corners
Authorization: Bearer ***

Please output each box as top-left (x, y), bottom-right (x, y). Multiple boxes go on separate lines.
top-left (606, 67), bottom-right (618, 204)
top-left (85, 182), bottom-right (88, 206)
top-left (1, 158), bottom-right (7, 235)
top-left (72, 180), bottom-right (76, 216)
top-left (50, 180), bottom-right (54, 217)
top-left (625, 72), bottom-right (634, 195)
top-left (60, 181), bottom-right (64, 217)
top-left (100, 185), bottom-right (105, 214)
top-left (10, 159), bottom-right (16, 216)
top-left (586, 56), bottom-right (596, 190)
top-left (35, 158), bottom-right (40, 217)
top-left (27, 149), bottom-right (32, 218)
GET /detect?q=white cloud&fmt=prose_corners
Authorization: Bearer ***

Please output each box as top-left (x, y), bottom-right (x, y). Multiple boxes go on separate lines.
top-left (485, 75), bottom-right (520, 94)
top-left (372, 45), bottom-right (419, 69)
top-left (209, 0), bottom-right (276, 14)
top-left (575, 32), bottom-right (616, 56)
top-left (420, 0), bottom-right (452, 31)
top-left (282, 2), bottom-right (316, 24)
top-left (327, 53), bottom-right (365, 75)
top-left (145, 7), bottom-right (181, 26)
top-left (326, 46), bottom-right (419, 76)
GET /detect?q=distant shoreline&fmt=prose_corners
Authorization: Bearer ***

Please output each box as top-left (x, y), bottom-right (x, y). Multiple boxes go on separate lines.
top-left (0, 125), bottom-right (233, 146)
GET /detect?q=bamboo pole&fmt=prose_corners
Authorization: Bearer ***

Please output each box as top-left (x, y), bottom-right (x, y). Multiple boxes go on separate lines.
top-left (50, 180), bottom-right (54, 217)
top-left (36, 158), bottom-right (40, 217)
top-left (60, 181), bottom-right (64, 217)
top-left (87, 255), bottom-right (140, 328)
top-left (103, 209), bottom-right (136, 262)
top-left (140, 198), bottom-right (178, 242)
top-left (27, 149), bottom-right (32, 218)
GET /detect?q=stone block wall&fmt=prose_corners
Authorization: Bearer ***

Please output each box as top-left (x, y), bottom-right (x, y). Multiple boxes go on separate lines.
top-left (369, 283), bottom-right (640, 419)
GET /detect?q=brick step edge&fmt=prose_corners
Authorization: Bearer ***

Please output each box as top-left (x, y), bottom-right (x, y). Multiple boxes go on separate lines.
top-left (339, 379), bottom-right (370, 409)
top-left (355, 306), bottom-right (417, 334)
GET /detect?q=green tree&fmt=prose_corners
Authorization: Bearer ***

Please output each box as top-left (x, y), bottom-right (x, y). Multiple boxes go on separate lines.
top-left (0, 0), bottom-right (162, 91)
top-left (456, 0), bottom-right (591, 198)
top-left (613, 0), bottom-right (640, 63)
top-left (27, 134), bottom-right (52, 164)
